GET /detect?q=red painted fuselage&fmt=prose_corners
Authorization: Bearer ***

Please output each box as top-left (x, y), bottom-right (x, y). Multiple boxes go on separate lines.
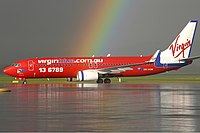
top-left (3, 55), bottom-right (180, 79)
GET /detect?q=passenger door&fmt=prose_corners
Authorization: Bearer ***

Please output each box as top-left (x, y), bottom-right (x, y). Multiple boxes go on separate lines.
top-left (28, 60), bottom-right (34, 71)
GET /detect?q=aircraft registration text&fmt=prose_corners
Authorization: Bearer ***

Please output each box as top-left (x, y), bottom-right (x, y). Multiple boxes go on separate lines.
top-left (39, 67), bottom-right (64, 73)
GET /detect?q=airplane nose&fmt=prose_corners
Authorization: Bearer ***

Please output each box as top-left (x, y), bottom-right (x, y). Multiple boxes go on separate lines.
top-left (3, 68), bottom-right (8, 74)
top-left (3, 67), bottom-right (13, 76)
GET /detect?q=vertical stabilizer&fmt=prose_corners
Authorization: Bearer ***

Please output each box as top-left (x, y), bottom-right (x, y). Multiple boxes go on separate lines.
top-left (160, 20), bottom-right (198, 64)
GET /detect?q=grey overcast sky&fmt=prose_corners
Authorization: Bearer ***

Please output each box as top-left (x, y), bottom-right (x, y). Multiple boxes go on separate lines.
top-left (0, 0), bottom-right (200, 74)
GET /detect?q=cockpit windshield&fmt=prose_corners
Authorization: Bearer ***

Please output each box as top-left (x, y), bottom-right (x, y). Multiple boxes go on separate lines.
top-left (11, 63), bottom-right (21, 67)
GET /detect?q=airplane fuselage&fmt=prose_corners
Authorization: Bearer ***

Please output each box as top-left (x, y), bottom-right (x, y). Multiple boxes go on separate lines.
top-left (4, 55), bottom-right (183, 79)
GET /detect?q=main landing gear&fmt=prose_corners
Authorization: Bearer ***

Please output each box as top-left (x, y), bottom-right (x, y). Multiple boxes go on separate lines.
top-left (96, 78), bottom-right (111, 84)
top-left (96, 78), bottom-right (103, 83)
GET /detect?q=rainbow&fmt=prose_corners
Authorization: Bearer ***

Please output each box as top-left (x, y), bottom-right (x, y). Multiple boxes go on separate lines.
top-left (71, 0), bottom-right (129, 56)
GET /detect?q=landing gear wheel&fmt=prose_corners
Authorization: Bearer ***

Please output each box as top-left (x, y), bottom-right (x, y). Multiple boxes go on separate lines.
top-left (22, 80), bottom-right (27, 84)
top-left (96, 78), bottom-right (103, 83)
top-left (104, 78), bottom-right (111, 84)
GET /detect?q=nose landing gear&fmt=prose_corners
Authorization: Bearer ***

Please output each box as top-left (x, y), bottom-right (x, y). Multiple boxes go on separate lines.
top-left (22, 80), bottom-right (27, 84)
top-left (14, 77), bottom-right (27, 84)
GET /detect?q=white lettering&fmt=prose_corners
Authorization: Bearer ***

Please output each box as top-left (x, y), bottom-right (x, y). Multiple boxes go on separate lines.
top-left (38, 59), bottom-right (103, 64)
top-left (48, 67), bottom-right (63, 72)
top-left (39, 67), bottom-right (64, 73)
top-left (38, 59), bottom-right (59, 65)
top-left (39, 68), bottom-right (46, 73)
top-left (75, 59), bottom-right (103, 63)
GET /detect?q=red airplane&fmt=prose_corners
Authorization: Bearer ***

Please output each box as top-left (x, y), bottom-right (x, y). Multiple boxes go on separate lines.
top-left (3, 20), bottom-right (200, 84)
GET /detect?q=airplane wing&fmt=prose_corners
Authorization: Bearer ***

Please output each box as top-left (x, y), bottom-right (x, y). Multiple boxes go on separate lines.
top-left (179, 56), bottom-right (200, 62)
top-left (97, 50), bottom-right (160, 74)
top-left (97, 62), bottom-right (152, 74)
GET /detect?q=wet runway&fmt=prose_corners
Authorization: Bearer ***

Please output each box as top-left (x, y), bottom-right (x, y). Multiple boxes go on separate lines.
top-left (0, 83), bottom-right (200, 132)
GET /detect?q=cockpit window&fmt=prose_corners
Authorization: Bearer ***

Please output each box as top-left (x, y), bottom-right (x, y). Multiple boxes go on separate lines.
top-left (11, 63), bottom-right (21, 67)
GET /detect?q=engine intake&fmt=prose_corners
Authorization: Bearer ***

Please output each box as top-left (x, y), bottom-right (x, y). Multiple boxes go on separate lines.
top-left (76, 70), bottom-right (99, 81)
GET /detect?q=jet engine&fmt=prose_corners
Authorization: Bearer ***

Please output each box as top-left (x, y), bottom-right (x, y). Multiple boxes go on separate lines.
top-left (76, 70), bottom-right (99, 81)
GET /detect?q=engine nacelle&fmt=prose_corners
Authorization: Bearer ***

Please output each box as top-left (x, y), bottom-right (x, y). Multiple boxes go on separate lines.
top-left (76, 70), bottom-right (99, 81)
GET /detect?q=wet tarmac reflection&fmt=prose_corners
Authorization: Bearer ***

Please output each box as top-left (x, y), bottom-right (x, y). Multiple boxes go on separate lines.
top-left (0, 83), bottom-right (200, 132)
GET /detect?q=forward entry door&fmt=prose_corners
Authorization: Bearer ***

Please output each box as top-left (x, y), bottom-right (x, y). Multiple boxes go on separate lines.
top-left (28, 60), bottom-right (34, 71)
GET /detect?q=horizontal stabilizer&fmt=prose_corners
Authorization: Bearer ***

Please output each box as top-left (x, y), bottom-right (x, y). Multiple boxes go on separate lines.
top-left (179, 55), bottom-right (200, 62)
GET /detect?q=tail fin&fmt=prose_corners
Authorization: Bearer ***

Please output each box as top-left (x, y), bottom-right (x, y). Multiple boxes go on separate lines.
top-left (160, 20), bottom-right (198, 64)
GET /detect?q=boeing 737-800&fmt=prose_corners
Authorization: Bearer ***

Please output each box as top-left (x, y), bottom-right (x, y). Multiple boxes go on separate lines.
top-left (3, 20), bottom-right (200, 84)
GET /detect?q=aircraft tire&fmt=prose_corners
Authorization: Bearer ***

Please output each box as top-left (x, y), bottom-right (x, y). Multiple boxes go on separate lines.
top-left (104, 78), bottom-right (111, 84)
top-left (96, 78), bottom-right (103, 84)
top-left (23, 80), bottom-right (27, 84)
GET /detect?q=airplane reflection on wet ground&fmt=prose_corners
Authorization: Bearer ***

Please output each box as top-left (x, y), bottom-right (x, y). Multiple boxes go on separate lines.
top-left (0, 83), bottom-right (200, 132)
